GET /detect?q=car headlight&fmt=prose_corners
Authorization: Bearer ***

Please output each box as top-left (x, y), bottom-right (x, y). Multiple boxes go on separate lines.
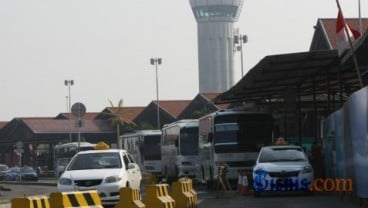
top-left (302, 165), bottom-right (313, 173)
top-left (59, 178), bottom-right (72, 185)
top-left (105, 175), bottom-right (122, 183)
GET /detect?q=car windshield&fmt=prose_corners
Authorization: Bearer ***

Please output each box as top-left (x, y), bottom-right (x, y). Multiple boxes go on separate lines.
top-left (67, 152), bottom-right (122, 170)
top-left (9, 167), bottom-right (20, 173)
top-left (258, 147), bottom-right (307, 163)
top-left (21, 167), bottom-right (35, 173)
top-left (0, 165), bottom-right (8, 171)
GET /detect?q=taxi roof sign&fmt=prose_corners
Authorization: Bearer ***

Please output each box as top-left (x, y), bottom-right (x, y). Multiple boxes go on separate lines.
top-left (95, 141), bottom-right (110, 150)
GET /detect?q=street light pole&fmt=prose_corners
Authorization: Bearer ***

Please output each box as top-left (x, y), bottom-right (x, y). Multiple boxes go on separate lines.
top-left (150, 58), bottom-right (162, 129)
top-left (64, 80), bottom-right (74, 142)
top-left (234, 32), bottom-right (248, 77)
top-left (240, 38), bottom-right (244, 77)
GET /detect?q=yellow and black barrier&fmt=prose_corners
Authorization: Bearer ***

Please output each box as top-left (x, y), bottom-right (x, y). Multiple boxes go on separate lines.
top-left (49, 190), bottom-right (103, 208)
top-left (178, 178), bottom-right (197, 207)
top-left (143, 184), bottom-right (175, 208)
top-left (11, 195), bottom-right (50, 208)
top-left (172, 180), bottom-right (195, 208)
top-left (115, 187), bottom-right (145, 208)
top-left (188, 180), bottom-right (197, 206)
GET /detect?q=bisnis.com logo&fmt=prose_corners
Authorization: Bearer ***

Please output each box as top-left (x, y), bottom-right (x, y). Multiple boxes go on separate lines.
top-left (253, 169), bottom-right (352, 192)
top-left (310, 178), bottom-right (352, 192)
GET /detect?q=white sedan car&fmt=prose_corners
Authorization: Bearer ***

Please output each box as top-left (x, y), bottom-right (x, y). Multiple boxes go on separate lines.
top-left (57, 149), bottom-right (142, 206)
top-left (252, 145), bottom-right (314, 196)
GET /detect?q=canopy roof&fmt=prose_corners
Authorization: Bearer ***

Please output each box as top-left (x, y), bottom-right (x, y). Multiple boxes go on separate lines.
top-left (214, 31), bottom-right (368, 105)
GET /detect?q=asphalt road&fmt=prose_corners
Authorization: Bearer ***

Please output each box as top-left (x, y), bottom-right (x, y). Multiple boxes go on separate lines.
top-left (0, 181), bottom-right (364, 208)
top-left (0, 183), bottom-right (57, 208)
top-left (199, 190), bottom-right (362, 208)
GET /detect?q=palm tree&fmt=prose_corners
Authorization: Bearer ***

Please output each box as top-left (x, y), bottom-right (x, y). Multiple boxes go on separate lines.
top-left (105, 99), bottom-right (135, 148)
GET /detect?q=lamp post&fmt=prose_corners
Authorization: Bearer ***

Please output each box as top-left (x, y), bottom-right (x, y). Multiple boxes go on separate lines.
top-left (64, 80), bottom-right (74, 142)
top-left (150, 58), bottom-right (162, 129)
top-left (234, 33), bottom-right (248, 77)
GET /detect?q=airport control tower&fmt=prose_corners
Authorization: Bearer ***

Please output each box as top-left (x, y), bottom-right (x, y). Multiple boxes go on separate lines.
top-left (190, 0), bottom-right (244, 93)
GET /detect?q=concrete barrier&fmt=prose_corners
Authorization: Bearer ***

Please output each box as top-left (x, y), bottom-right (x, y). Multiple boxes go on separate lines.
top-left (143, 184), bottom-right (175, 208)
top-left (11, 195), bottom-right (50, 208)
top-left (172, 181), bottom-right (195, 208)
top-left (49, 190), bottom-right (103, 208)
top-left (179, 178), bottom-right (197, 207)
top-left (115, 187), bottom-right (145, 208)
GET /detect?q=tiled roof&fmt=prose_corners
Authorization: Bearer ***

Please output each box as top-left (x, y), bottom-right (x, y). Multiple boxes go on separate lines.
top-left (200, 93), bottom-right (230, 110)
top-left (0, 122), bottom-right (8, 129)
top-left (201, 92), bottom-right (221, 101)
top-left (22, 118), bottom-right (114, 133)
top-left (319, 18), bottom-right (368, 49)
top-left (104, 107), bottom-right (145, 122)
top-left (57, 112), bottom-right (100, 120)
top-left (153, 100), bottom-right (191, 117)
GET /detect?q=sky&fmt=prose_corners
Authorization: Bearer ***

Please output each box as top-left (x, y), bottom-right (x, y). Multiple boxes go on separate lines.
top-left (0, 0), bottom-right (364, 121)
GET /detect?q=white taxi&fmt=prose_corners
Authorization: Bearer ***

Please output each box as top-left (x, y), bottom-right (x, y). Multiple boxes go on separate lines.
top-left (57, 149), bottom-right (142, 206)
top-left (252, 145), bottom-right (314, 196)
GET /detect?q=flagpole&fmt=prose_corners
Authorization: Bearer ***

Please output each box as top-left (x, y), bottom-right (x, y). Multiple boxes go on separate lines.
top-left (336, 0), bottom-right (363, 88)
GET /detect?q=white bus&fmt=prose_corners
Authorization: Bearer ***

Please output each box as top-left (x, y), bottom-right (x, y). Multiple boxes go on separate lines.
top-left (161, 119), bottom-right (199, 182)
top-left (120, 130), bottom-right (162, 177)
top-left (197, 109), bottom-right (274, 187)
top-left (53, 142), bottom-right (96, 177)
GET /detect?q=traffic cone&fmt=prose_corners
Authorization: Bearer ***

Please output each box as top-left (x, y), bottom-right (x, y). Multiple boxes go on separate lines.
top-left (237, 173), bottom-right (243, 192)
top-left (240, 174), bottom-right (251, 196)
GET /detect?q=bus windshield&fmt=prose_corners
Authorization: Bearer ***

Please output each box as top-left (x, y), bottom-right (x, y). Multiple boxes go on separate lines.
top-left (213, 114), bottom-right (273, 153)
top-left (180, 127), bottom-right (199, 155)
top-left (143, 135), bottom-right (161, 160)
top-left (214, 123), bottom-right (238, 145)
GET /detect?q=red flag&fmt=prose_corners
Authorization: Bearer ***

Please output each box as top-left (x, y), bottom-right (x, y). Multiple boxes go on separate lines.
top-left (336, 10), bottom-right (361, 56)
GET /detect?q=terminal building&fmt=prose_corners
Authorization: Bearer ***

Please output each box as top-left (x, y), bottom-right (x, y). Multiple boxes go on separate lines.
top-left (189, 0), bottom-right (244, 93)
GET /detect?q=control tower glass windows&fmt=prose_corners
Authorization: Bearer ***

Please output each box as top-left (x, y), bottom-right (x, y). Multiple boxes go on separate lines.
top-left (192, 5), bottom-right (238, 19)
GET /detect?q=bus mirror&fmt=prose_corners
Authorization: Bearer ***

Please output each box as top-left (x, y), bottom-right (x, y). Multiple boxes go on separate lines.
top-left (208, 133), bottom-right (213, 143)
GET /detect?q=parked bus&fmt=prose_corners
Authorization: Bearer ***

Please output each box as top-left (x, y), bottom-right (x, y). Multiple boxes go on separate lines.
top-left (197, 109), bottom-right (274, 187)
top-left (53, 142), bottom-right (96, 177)
top-left (161, 119), bottom-right (199, 182)
top-left (120, 130), bottom-right (162, 177)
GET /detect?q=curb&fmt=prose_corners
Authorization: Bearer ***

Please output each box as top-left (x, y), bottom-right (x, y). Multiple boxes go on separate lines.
top-left (0, 182), bottom-right (56, 186)
top-left (0, 179), bottom-right (57, 187)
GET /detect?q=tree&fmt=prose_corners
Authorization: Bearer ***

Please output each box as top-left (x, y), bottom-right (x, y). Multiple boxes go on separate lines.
top-left (105, 99), bottom-right (136, 148)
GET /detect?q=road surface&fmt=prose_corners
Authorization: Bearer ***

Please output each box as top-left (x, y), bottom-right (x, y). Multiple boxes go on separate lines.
top-left (0, 182), bottom-right (363, 208)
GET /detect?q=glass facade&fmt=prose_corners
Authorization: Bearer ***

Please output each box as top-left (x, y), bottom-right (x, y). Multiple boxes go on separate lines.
top-left (192, 5), bottom-right (238, 20)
